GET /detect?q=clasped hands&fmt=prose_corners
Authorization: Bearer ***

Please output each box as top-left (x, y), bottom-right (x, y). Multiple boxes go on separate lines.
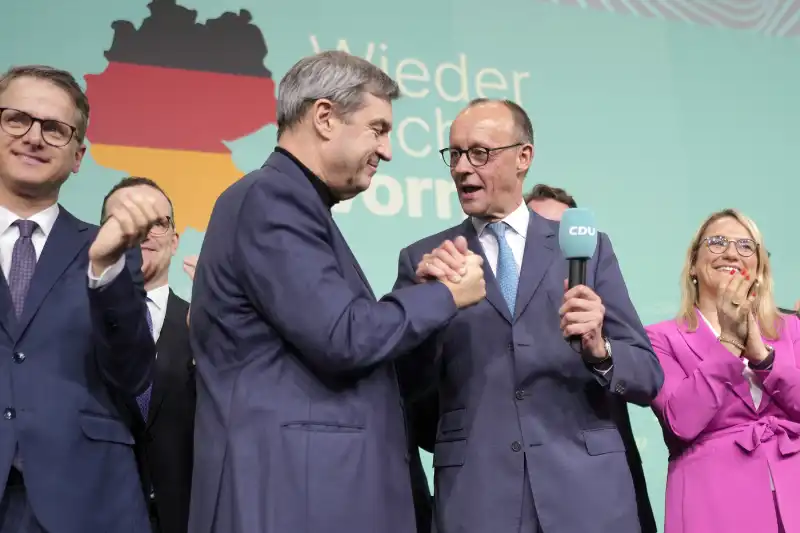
top-left (414, 238), bottom-right (608, 359)
top-left (413, 237), bottom-right (485, 309)
top-left (716, 269), bottom-right (770, 364)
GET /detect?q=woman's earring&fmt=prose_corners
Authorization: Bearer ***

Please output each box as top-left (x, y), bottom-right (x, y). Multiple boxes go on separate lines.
top-left (691, 276), bottom-right (697, 285)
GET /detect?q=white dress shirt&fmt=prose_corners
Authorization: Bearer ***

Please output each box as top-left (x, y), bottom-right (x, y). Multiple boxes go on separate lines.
top-left (0, 203), bottom-right (125, 289)
top-left (471, 200), bottom-right (529, 275)
top-left (147, 284), bottom-right (169, 344)
top-left (0, 204), bottom-right (60, 277)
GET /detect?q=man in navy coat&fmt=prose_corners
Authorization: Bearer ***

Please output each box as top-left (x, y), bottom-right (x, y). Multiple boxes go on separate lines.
top-left (0, 65), bottom-right (160, 532)
top-left (395, 99), bottom-right (663, 533)
top-left (188, 51), bottom-right (486, 533)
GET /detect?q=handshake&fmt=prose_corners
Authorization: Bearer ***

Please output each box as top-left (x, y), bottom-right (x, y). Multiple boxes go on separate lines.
top-left (415, 236), bottom-right (487, 309)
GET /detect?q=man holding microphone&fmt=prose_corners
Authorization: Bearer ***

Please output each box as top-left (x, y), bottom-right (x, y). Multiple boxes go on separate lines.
top-left (395, 98), bottom-right (662, 533)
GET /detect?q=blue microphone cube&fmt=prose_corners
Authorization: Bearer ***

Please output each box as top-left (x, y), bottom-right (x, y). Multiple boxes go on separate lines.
top-left (558, 208), bottom-right (598, 259)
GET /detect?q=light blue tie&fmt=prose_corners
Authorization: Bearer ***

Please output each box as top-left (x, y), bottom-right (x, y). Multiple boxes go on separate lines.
top-left (487, 222), bottom-right (519, 314)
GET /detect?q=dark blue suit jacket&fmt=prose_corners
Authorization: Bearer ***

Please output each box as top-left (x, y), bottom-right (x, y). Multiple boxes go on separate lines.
top-left (394, 211), bottom-right (663, 533)
top-left (188, 151), bottom-right (457, 533)
top-left (0, 207), bottom-right (156, 532)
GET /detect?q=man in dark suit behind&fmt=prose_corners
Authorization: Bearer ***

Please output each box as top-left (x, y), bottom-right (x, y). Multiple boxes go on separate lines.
top-left (395, 99), bottom-right (663, 533)
top-left (188, 51), bottom-right (486, 533)
top-left (102, 177), bottom-right (195, 533)
top-left (0, 65), bottom-right (160, 532)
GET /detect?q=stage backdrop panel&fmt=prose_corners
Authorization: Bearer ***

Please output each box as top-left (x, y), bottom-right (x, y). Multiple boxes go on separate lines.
top-left (4, 0), bottom-right (800, 526)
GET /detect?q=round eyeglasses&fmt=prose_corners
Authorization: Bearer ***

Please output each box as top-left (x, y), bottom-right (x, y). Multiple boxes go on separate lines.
top-left (702, 235), bottom-right (758, 257)
top-left (439, 143), bottom-right (522, 168)
top-left (148, 216), bottom-right (174, 236)
top-left (0, 107), bottom-right (78, 148)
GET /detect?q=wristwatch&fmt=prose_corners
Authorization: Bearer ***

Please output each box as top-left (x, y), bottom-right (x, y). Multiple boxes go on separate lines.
top-left (584, 337), bottom-right (612, 367)
top-left (748, 344), bottom-right (775, 371)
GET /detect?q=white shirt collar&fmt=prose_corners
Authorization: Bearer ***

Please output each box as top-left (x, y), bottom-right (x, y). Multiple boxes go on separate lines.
top-left (471, 200), bottom-right (530, 239)
top-left (147, 283), bottom-right (170, 309)
top-left (0, 203), bottom-right (60, 237)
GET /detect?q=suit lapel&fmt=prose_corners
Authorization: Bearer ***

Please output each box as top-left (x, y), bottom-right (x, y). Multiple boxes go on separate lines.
top-left (0, 271), bottom-right (15, 340)
top-left (345, 247), bottom-right (375, 300)
top-left (331, 222), bottom-right (376, 300)
top-left (513, 212), bottom-right (557, 321)
top-left (677, 311), bottom-right (757, 413)
top-left (462, 219), bottom-right (512, 324)
top-left (146, 290), bottom-right (187, 428)
top-left (269, 150), bottom-right (377, 300)
top-left (16, 209), bottom-right (91, 339)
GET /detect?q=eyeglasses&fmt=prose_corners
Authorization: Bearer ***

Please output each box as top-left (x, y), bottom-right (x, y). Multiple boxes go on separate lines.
top-left (0, 107), bottom-right (78, 148)
top-left (100, 215), bottom-right (173, 236)
top-left (439, 143), bottom-right (523, 168)
top-left (149, 216), bottom-right (174, 236)
top-left (702, 235), bottom-right (758, 257)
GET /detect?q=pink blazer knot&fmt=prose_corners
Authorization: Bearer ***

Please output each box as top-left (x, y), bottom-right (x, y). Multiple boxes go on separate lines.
top-left (734, 416), bottom-right (800, 456)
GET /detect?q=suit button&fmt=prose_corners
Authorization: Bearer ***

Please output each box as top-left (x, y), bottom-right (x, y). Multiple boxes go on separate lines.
top-left (508, 343), bottom-right (514, 352)
top-left (511, 441), bottom-right (522, 452)
top-left (515, 390), bottom-right (525, 401)
top-left (13, 352), bottom-right (25, 363)
top-left (149, 490), bottom-right (156, 501)
top-left (615, 381), bottom-right (626, 394)
top-left (3, 408), bottom-right (15, 420)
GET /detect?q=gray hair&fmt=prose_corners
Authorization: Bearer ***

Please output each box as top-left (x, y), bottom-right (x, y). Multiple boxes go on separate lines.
top-left (277, 51), bottom-right (400, 136)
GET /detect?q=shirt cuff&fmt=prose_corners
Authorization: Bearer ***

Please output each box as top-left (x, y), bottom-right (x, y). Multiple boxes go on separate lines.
top-left (87, 256), bottom-right (126, 289)
top-left (592, 360), bottom-right (614, 376)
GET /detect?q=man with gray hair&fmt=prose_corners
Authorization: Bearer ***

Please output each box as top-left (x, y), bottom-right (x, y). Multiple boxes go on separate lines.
top-left (187, 51), bottom-right (486, 533)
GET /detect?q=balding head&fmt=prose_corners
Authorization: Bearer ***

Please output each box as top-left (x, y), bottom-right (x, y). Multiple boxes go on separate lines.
top-left (444, 99), bottom-right (534, 221)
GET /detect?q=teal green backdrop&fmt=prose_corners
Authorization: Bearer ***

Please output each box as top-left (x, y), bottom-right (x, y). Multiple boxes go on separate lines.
top-left (4, 0), bottom-right (800, 527)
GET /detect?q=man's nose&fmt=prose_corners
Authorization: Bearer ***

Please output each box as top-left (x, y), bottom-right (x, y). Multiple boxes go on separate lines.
top-left (453, 152), bottom-right (473, 174)
top-left (22, 122), bottom-right (44, 146)
top-left (378, 139), bottom-right (392, 162)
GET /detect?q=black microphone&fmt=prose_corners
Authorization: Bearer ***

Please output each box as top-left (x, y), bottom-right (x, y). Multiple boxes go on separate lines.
top-left (558, 208), bottom-right (599, 350)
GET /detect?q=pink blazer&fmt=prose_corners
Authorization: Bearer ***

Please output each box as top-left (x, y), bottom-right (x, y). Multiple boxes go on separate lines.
top-left (647, 310), bottom-right (800, 533)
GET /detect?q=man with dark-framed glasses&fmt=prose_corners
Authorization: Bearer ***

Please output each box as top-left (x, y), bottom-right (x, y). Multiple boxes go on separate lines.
top-left (394, 98), bottom-right (661, 533)
top-left (0, 65), bottom-right (158, 533)
top-left (101, 176), bottom-right (195, 533)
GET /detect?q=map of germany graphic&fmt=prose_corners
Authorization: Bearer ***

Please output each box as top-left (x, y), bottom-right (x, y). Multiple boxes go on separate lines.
top-left (84, 0), bottom-right (277, 232)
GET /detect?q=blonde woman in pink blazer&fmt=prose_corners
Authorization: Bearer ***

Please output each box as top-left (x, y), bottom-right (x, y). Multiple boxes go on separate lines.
top-left (646, 209), bottom-right (799, 533)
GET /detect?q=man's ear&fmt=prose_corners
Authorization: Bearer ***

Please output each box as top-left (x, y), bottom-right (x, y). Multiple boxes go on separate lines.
top-left (311, 99), bottom-right (336, 141)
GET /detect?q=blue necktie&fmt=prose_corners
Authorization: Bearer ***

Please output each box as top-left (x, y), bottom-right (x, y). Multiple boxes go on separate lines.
top-left (136, 302), bottom-right (154, 420)
top-left (487, 222), bottom-right (519, 314)
top-left (9, 220), bottom-right (38, 318)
